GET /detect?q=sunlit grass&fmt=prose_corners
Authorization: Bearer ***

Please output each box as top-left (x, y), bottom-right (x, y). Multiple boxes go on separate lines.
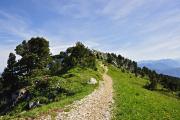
top-left (108, 65), bottom-right (180, 120)
top-left (1, 63), bottom-right (103, 120)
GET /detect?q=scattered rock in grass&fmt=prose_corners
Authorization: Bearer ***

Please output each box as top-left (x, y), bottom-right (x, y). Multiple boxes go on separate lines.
top-left (87, 78), bottom-right (97, 85)
top-left (29, 101), bottom-right (40, 109)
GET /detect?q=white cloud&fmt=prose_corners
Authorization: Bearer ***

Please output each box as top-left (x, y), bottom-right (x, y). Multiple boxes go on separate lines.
top-left (0, 10), bottom-right (35, 39)
top-left (119, 34), bottom-right (180, 61)
top-left (138, 9), bottom-right (180, 34)
top-left (0, 10), bottom-right (41, 72)
top-left (0, 0), bottom-right (180, 71)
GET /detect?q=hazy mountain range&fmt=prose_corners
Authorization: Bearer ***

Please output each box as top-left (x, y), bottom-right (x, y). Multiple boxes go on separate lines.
top-left (138, 59), bottom-right (180, 78)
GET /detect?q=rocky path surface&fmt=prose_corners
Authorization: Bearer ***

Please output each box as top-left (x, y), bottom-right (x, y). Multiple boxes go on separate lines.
top-left (55, 66), bottom-right (113, 120)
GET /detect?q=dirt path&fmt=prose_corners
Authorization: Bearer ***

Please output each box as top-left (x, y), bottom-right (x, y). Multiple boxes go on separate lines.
top-left (55, 66), bottom-right (113, 120)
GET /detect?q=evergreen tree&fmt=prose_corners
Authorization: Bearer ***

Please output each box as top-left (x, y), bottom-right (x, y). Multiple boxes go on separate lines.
top-left (147, 71), bottom-right (158, 90)
top-left (107, 53), bottom-right (113, 63)
top-left (7, 53), bottom-right (16, 70)
top-left (2, 53), bottom-right (17, 88)
top-left (62, 42), bottom-right (96, 70)
top-left (15, 37), bottom-right (51, 75)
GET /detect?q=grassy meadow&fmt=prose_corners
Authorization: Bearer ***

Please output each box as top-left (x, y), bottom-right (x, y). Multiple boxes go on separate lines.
top-left (108, 65), bottom-right (180, 120)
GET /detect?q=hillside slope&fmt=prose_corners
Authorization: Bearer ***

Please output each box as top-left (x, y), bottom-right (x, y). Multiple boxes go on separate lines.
top-left (0, 66), bottom-right (102, 119)
top-left (55, 66), bottom-right (113, 120)
top-left (108, 65), bottom-right (180, 120)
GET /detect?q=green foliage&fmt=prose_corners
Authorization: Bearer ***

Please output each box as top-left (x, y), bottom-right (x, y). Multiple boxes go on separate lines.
top-left (62, 42), bottom-right (97, 70)
top-left (0, 39), bottom-right (99, 117)
top-left (145, 71), bottom-right (158, 90)
top-left (1, 66), bottom-right (102, 119)
top-left (0, 37), bottom-right (51, 115)
top-left (107, 53), bottom-right (113, 63)
top-left (108, 65), bottom-right (180, 120)
top-left (7, 53), bottom-right (16, 69)
top-left (0, 77), bottom-right (2, 89)
top-left (15, 37), bottom-right (51, 75)
top-left (49, 59), bottom-right (62, 75)
top-left (49, 42), bottom-right (97, 75)
top-left (2, 53), bottom-right (18, 89)
top-left (30, 69), bottom-right (50, 77)
top-left (2, 36), bottom-right (179, 120)
top-left (105, 52), bottom-right (180, 92)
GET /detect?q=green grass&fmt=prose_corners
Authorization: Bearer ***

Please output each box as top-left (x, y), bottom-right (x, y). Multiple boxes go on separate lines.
top-left (1, 64), bottom-right (103, 120)
top-left (108, 65), bottom-right (180, 120)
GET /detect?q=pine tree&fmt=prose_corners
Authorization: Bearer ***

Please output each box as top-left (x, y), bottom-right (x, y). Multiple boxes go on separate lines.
top-left (2, 53), bottom-right (17, 88)
top-left (147, 71), bottom-right (158, 90)
top-left (15, 37), bottom-right (51, 75)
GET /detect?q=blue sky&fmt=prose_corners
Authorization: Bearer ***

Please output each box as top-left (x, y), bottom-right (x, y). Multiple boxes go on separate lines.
top-left (0, 0), bottom-right (180, 72)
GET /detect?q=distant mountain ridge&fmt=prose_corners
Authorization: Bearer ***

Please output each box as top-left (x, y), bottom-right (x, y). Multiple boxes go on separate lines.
top-left (138, 59), bottom-right (180, 78)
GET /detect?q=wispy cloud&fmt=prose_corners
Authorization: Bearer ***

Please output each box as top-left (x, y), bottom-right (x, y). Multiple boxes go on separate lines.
top-left (0, 0), bottom-right (180, 71)
top-left (102, 0), bottom-right (146, 20)
top-left (0, 10), bottom-right (34, 39)
top-left (137, 9), bottom-right (180, 34)
top-left (0, 10), bottom-right (50, 71)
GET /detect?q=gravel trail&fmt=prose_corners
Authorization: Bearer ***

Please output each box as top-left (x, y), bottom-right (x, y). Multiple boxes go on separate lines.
top-left (55, 66), bottom-right (113, 120)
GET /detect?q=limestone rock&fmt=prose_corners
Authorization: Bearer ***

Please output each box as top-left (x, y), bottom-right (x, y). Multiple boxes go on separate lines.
top-left (87, 78), bottom-right (97, 85)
